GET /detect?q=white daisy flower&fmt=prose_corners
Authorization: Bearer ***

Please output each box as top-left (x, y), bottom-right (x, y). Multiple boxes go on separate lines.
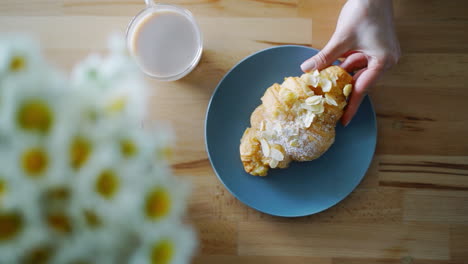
top-left (100, 77), bottom-right (148, 121)
top-left (72, 60), bottom-right (147, 121)
top-left (101, 51), bottom-right (139, 83)
top-left (0, 34), bottom-right (44, 82)
top-left (71, 42), bottom-right (139, 92)
top-left (8, 136), bottom-right (68, 191)
top-left (53, 120), bottom-right (114, 174)
top-left (66, 133), bottom-right (98, 173)
top-left (0, 158), bottom-right (40, 210)
top-left (107, 32), bottom-right (128, 56)
top-left (39, 184), bottom-right (81, 243)
top-left (74, 146), bottom-right (139, 226)
top-left (0, 206), bottom-right (48, 263)
top-left (130, 169), bottom-right (190, 228)
top-left (19, 232), bottom-right (57, 264)
top-left (146, 123), bottom-right (175, 163)
top-left (105, 33), bottom-right (140, 81)
top-left (71, 53), bottom-right (107, 91)
top-left (103, 124), bottom-right (159, 168)
top-left (66, 189), bottom-right (131, 256)
top-left (0, 77), bottom-right (75, 141)
top-left (68, 203), bottom-right (130, 255)
top-left (51, 232), bottom-right (120, 264)
top-left (130, 223), bottom-right (197, 264)
top-left (1, 34), bottom-right (197, 262)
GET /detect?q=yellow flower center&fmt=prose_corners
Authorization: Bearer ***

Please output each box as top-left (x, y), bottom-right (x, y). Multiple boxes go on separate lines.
top-left (156, 147), bottom-right (173, 161)
top-left (45, 187), bottom-right (70, 201)
top-left (0, 212), bottom-right (23, 241)
top-left (120, 139), bottom-right (138, 158)
top-left (23, 246), bottom-right (54, 264)
top-left (70, 137), bottom-right (92, 170)
top-left (46, 212), bottom-right (72, 234)
top-left (85, 109), bottom-right (99, 123)
top-left (10, 55), bottom-right (26, 72)
top-left (145, 187), bottom-right (171, 220)
top-left (83, 209), bottom-right (101, 228)
top-left (95, 169), bottom-right (119, 199)
top-left (17, 100), bottom-right (53, 134)
top-left (106, 96), bottom-right (127, 113)
top-left (21, 147), bottom-right (48, 177)
top-left (71, 261), bottom-right (91, 264)
top-left (0, 179), bottom-right (5, 197)
top-left (151, 239), bottom-right (174, 264)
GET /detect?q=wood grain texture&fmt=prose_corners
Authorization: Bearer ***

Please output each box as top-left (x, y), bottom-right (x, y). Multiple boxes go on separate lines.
top-left (1, 0), bottom-right (467, 263)
top-left (238, 222), bottom-right (449, 259)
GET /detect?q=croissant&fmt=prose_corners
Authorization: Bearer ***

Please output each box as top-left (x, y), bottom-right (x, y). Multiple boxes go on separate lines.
top-left (239, 66), bottom-right (353, 176)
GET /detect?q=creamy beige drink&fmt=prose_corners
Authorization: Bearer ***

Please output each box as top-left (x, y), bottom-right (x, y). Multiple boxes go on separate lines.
top-left (127, 4), bottom-right (202, 80)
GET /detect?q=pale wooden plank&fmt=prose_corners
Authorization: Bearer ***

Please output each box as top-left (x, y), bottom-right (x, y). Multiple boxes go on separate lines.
top-left (371, 55), bottom-right (468, 155)
top-left (450, 225), bottom-right (468, 262)
top-left (380, 54), bottom-right (468, 89)
top-left (184, 157), bottom-right (401, 223)
top-left (357, 156), bottom-right (380, 189)
top-left (396, 21), bottom-right (468, 53)
top-left (210, 181), bottom-right (250, 221)
top-left (300, 0), bottom-right (468, 53)
top-left (181, 174), bottom-right (219, 220)
top-left (0, 16), bottom-right (129, 50)
top-left (193, 255), bottom-right (332, 264)
top-left (63, 0), bottom-right (142, 16)
top-left (0, 0), bottom-right (63, 15)
top-left (62, 0), bottom-right (299, 17)
top-left (193, 220), bottom-right (238, 255)
top-left (238, 222), bottom-right (450, 259)
top-left (404, 192), bottom-right (468, 224)
top-left (297, 0), bottom-right (342, 49)
top-left (394, 0), bottom-right (468, 21)
top-left (378, 156), bottom-right (468, 190)
top-left (297, 0), bottom-right (344, 19)
top-left (0, 16), bottom-right (312, 51)
top-left (247, 188), bottom-right (403, 224)
top-left (333, 258), bottom-right (464, 264)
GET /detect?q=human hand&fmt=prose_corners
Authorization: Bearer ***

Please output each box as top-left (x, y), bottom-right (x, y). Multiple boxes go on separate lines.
top-left (301, 0), bottom-right (400, 126)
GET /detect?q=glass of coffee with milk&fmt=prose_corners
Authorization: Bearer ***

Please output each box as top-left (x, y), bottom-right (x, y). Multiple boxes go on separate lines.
top-left (126, 1), bottom-right (203, 81)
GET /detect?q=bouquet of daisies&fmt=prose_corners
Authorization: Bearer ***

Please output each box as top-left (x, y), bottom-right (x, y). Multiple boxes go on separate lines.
top-left (0, 34), bottom-right (196, 264)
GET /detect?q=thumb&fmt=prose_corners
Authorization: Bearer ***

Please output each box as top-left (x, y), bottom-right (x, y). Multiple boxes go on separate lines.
top-left (301, 38), bottom-right (348, 72)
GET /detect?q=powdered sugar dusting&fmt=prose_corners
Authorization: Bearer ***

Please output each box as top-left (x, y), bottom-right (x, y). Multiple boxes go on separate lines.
top-left (261, 118), bottom-right (330, 161)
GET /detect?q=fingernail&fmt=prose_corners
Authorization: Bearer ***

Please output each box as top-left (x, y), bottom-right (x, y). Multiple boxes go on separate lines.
top-left (342, 118), bottom-right (350, 127)
top-left (300, 59), bottom-right (316, 72)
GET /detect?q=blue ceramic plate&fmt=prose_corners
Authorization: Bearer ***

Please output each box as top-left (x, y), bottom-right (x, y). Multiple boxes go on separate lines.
top-left (205, 45), bottom-right (376, 217)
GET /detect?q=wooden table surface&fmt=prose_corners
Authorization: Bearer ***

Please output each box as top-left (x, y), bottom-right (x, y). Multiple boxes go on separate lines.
top-left (1, 0), bottom-right (467, 263)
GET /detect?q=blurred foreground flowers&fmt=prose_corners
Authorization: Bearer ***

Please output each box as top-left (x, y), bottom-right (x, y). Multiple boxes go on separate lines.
top-left (0, 34), bottom-right (196, 263)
